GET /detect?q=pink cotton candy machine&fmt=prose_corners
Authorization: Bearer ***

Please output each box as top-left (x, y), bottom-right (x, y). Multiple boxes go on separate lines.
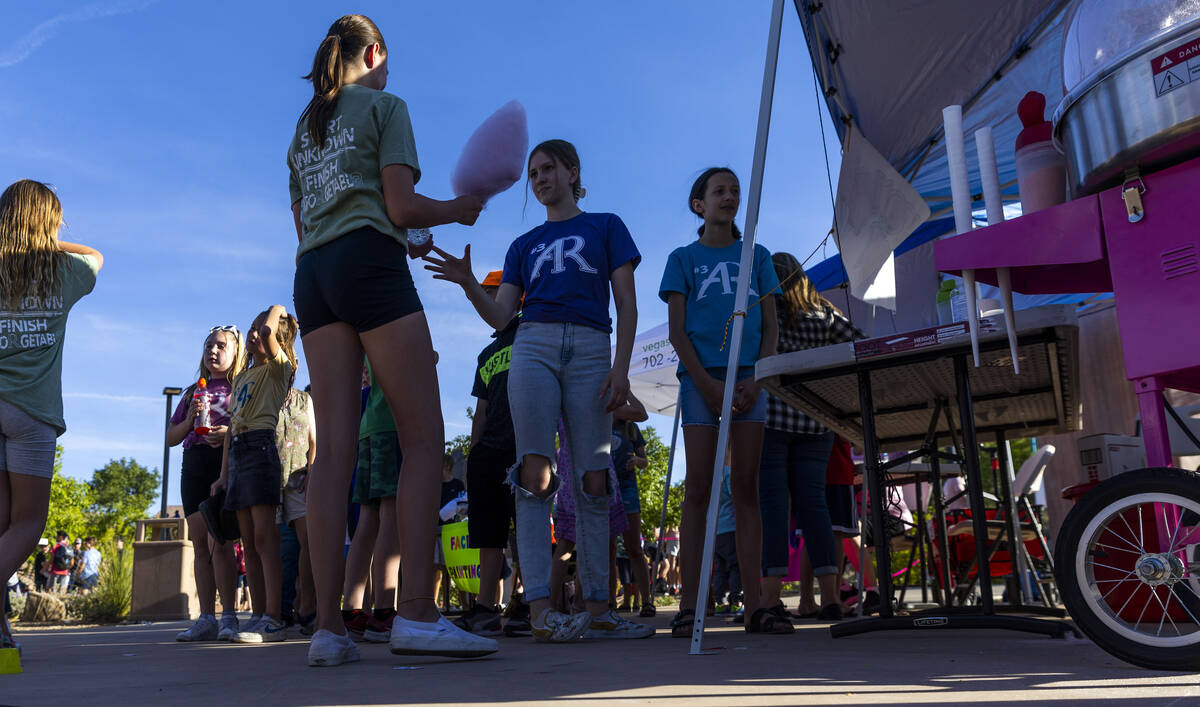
top-left (1054, 0), bottom-right (1200, 196)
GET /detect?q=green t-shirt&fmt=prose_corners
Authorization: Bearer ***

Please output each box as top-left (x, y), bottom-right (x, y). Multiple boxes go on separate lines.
top-left (359, 360), bottom-right (395, 440)
top-left (287, 83), bottom-right (421, 258)
top-left (0, 253), bottom-right (98, 435)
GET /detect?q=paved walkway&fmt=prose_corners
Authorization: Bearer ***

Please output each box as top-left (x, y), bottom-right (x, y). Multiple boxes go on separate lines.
top-left (3, 611), bottom-right (1198, 705)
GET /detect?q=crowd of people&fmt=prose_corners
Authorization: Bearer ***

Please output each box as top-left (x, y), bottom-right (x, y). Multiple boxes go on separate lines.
top-left (0, 12), bottom-right (878, 667)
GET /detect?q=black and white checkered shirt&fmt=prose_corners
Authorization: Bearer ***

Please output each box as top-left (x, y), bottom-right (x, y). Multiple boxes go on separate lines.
top-left (765, 304), bottom-right (862, 434)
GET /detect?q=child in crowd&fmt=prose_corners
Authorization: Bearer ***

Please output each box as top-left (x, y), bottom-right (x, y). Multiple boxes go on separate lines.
top-left (211, 304), bottom-right (297, 643)
top-left (759, 253), bottom-right (861, 622)
top-left (424, 139), bottom-right (651, 641)
top-left (342, 361), bottom-right (403, 643)
top-left (456, 271), bottom-right (527, 637)
top-left (659, 166), bottom-right (786, 636)
top-left (276, 384), bottom-right (316, 632)
top-left (169, 325), bottom-right (245, 642)
top-left (711, 466), bottom-right (741, 616)
top-left (287, 14), bottom-right (489, 667)
top-left (611, 397), bottom-right (655, 617)
top-left (434, 454), bottom-right (467, 611)
top-left (0, 180), bottom-right (102, 653)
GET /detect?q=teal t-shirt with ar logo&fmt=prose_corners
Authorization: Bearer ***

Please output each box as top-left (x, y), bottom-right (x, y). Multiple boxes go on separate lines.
top-left (658, 240), bottom-right (779, 373)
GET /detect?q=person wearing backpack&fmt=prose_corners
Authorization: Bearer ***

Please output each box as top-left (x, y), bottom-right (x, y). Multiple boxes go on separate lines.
top-left (48, 531), bottom-right (72, 593)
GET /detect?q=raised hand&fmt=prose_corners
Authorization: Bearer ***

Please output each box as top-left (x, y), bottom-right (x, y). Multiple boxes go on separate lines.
top-left (423, 244), bottom-right (476, 288)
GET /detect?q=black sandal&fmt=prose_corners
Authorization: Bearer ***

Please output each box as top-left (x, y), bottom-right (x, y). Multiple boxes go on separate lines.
top-left (746, 607), bottom-right (794, 634)
top-left (671, 609), bottom-right (695, 638)
top-left (639, 604), bottom-right (657, 618)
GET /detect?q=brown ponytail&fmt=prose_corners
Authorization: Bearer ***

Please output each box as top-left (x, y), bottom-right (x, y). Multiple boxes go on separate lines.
top-left (300, 15), bottom-right (387, 147)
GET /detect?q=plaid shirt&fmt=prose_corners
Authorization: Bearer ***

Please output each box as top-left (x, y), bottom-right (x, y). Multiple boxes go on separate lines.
top-left (765, 304), bottom-right (862, 434)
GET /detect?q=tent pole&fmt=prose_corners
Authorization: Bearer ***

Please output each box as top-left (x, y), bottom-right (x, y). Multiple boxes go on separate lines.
top-left (690, 0), bottom-right (786, 655)
top-left (653, 397), bottom-right (683, 596)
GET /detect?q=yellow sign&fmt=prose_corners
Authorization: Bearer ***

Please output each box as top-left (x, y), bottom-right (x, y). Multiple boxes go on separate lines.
top-left (441, 520), bottom-right (480, 593)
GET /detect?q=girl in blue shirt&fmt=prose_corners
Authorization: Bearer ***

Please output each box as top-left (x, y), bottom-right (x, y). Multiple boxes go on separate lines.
top-left (658, 167), bottom-right (791, 636)
top-left (425, 139), bottom-right (652, 643)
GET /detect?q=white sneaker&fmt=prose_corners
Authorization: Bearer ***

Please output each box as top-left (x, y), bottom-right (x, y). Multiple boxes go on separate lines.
top-left (308, 629), bottom-right (361, 667)
top-left (260, 617), bottom-right (288, 643)
top-left (176, 615), bottom-right (219, 642)
top-left (389, 615), bottom-right (499, 657)
top-left (584, 609), bottom-right (655, 639)
top-left (217, 614), bottom-right (239, 641)
top-left (531, 609), bottom-right (592, 644)
top-left (232, 616), bottom-right (264, 644)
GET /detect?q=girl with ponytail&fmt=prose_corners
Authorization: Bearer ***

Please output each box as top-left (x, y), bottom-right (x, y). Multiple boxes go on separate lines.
top-left (286, 14), bottom-right (490, 667)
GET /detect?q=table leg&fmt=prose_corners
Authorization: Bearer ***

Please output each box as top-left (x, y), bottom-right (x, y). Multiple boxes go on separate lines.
top-left (996, 431), bottom-right (1028, 607)
top-left (954, 354), bottom-right (994, 615)
top-left (914, 480), bottom-right (929, 604)
top-left (857, 368), bottom-right (892, 618)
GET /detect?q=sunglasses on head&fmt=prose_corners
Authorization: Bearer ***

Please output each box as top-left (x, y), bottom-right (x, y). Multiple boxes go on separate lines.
top-left (209, 325), bottom-right (239, 335)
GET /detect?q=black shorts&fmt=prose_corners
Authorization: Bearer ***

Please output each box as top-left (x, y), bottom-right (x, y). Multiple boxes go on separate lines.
top-left (181, 444), bottom-right (223, 517)
top-left (466, 444), bottom-right (516, 549)
top-left (224, 430), bottom-right (282, 511)
top-left (616, 557), bottom-right (632, 586)
top-left (293, 227), bottom-right (424, 337)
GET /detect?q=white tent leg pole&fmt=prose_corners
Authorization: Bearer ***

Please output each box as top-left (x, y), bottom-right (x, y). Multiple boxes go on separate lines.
top-left (654, 398), bottom-right (683, 593)
top-left (690, 0), bottom-right (785, 655)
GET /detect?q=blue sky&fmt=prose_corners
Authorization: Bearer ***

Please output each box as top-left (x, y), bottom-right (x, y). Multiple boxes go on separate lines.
top-left (1, 1), bottom-right (842, 508)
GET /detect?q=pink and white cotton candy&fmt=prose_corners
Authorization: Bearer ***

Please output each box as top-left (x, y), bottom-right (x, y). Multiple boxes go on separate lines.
top-left (450, 100), bottom-right (529, 203)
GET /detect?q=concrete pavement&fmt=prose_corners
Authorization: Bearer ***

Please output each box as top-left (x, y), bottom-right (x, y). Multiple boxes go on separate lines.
top-left (3, 611), bottom-right (1198, 705)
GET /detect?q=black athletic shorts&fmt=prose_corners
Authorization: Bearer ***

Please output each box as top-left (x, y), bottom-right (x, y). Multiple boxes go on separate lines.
top-left (466, 443), bottom-right (516, 549)
top-left (181, 443), bottom-right (223, 517)
top-left (224, 430), bottom-right (282, 511)
top-left (293, 227), bottom-right (424, 337)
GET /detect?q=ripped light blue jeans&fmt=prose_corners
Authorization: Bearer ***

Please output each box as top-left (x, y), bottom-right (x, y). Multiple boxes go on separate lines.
top-left (507, 321), bottom-right (612, 604)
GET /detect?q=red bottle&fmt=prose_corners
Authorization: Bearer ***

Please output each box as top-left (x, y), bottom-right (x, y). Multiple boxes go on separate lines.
top-left (193, 378), bottom-right (211, 436)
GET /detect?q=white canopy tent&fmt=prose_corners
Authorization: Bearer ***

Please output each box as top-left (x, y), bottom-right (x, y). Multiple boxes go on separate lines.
top-left (683, 0), bottom-right (1082, 652)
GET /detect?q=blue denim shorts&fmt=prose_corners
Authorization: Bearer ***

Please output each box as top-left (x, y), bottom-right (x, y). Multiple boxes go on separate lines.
top-left (678, 366), bottom-right (766, 427)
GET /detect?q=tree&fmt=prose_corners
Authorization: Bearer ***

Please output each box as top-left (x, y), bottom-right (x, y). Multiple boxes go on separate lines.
top-left (446, 407), bottom-right (474, 458)
top-left (87, 458), bottom-right (159, 540)
top-left (636, 426), bottom-right (684, 539)
top-left (45, 446), bottom-right (92, 541)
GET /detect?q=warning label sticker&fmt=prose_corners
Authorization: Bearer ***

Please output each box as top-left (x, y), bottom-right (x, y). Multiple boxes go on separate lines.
top-left (1152, 37), bottom-right (1200, 98)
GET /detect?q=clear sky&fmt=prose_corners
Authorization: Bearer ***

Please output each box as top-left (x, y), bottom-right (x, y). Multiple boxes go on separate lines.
top-left (1, 1), bottom-right (842, 508)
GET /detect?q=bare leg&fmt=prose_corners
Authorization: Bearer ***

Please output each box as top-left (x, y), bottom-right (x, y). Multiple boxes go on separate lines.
top-left (343, 506), bottom-right (380, 610)
top-left (302, 322), bottom-right (365, 635)
top-left (477, 548), bottom-right (503, 608)
top-left (250, 505), bottom-right (282, 620)
top-left (237, 508), bottom-right (266, 617)
top-left (679, 425), bottom-right (717, 613)
top-left (186, 512), bottom-right (218, 615)
top-left (362, 313), bottom-right (444, 623)
top-left (294, 518), bottom-right (316, 616)
top-left (371, 498), bottom-right (401, 611)
top-left (729, 423), bottom-right (766, 616)
top-left (549, 539), bottom-right (573, 613)
top-left (622, 514), bottom-right (652, 607)
top-left (0, 469), bottom-right (50, 643)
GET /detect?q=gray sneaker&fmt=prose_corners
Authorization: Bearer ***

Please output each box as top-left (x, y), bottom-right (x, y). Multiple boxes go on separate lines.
top-left (217, 614), bottom-right (239, 642)
top-left (176, 615), bottom-right (219, 642)
top-left (584, 609), bottom-right (655, 639)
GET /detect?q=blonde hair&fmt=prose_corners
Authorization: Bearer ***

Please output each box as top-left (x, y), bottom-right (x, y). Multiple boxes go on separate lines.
top-left (255, 309), bottom-right (300, 371)
top-left (772, 251), bottom-right (833, 326)
top-left (0, 180), bottom-right (64, 309)
top-left (196, 328), bottom-right (247, 385)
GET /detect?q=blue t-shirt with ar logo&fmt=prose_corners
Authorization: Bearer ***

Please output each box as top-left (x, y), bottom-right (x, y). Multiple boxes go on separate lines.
top-left (502, 212), bottom-right (641, 334)
top-left (658, 239), bottom-right (779, 373)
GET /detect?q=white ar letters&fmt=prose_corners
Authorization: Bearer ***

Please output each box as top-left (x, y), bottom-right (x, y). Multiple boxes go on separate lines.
top-left (695, 261), bottom-right (757, 301)
top-left (530, 236), bottom-right (598, 280)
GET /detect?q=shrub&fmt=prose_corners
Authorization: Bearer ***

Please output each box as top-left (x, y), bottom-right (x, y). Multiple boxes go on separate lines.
top-left (70, 543), bottom-right (132, 624)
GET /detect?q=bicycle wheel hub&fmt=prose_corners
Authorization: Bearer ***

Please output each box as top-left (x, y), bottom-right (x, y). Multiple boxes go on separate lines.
top-left (1136, 553), bottom-right (1185, 586)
